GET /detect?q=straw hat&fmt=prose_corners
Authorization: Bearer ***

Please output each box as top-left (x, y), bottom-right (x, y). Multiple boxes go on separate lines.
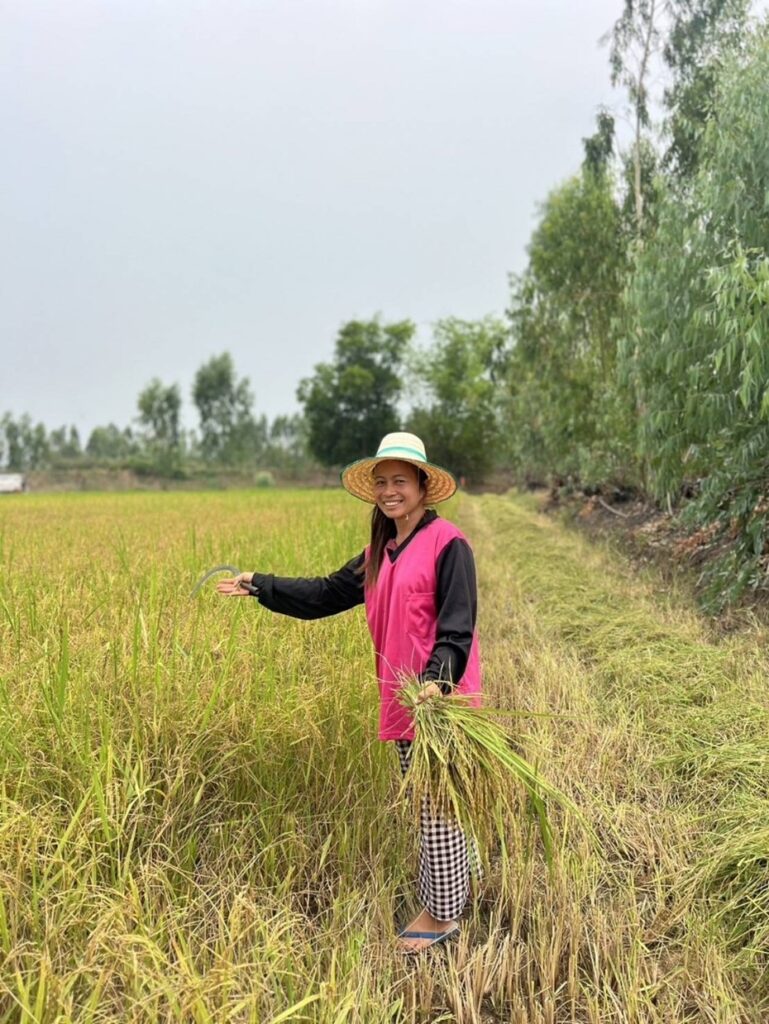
top-left (341, 432), bottom-right (457, 505)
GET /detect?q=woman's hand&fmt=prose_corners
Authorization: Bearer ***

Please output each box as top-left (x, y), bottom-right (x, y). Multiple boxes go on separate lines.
top-left (216, 572), bottom-right (256, 596)
top-left (415, 681), bottom-right (442, 703)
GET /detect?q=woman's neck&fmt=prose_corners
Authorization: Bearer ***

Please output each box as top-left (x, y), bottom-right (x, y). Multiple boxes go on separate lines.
top-left (395, 506), bottom-right (427, 545)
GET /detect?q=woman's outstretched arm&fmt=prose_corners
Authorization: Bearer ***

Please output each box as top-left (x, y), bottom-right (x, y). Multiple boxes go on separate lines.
top-left (217, 553), bottom-right (365, 619)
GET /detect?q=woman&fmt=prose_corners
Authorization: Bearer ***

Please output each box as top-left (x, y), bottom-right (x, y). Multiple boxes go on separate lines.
top-left (217, 432), bottom-right (482, 954)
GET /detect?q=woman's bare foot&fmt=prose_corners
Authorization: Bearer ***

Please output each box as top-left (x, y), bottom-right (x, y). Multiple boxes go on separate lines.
top-left (398, 908), bottom-right (458, 953)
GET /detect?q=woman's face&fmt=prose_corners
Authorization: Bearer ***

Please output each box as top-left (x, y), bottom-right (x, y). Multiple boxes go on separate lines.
top-left (372, 460), bottom-right (426, 522)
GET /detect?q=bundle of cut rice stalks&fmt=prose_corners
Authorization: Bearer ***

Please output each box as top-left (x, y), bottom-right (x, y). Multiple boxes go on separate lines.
top-left (397, 678), bottom-right (586, 868)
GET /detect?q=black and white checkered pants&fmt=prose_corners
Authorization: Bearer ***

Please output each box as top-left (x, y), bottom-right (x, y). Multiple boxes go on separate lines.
top-left (394, 738), bottom-right (476, 922)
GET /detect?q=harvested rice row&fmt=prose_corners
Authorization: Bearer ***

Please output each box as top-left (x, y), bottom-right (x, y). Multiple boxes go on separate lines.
top-left (461, 492), bottom-right (769, 1021)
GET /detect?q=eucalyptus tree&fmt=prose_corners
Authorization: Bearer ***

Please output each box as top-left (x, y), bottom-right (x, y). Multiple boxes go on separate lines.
top-left (662, 0), bottom-right (751, 182)
top-left (504, 159), bottom-right (629, 488)
top-left (606, 0), bottom-right (666, 240)
top-left (620, 27), bottom-right (769, 605)
top-left (605, 0), bottom-right (751, 233)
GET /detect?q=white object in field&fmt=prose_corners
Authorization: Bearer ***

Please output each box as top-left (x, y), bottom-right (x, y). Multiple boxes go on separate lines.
top-left (0, 474), bottom-right (25, 493)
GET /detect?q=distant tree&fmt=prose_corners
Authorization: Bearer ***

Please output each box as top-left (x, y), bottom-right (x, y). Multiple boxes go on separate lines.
top-left (192, 353), bottom-right (263, 465)
top-left (28, 421), bottom-right (48, 469)
top-left (136, 379), bottom-right (183, 474)
top-left (269, 414), bottom-right (303, 449)
top-left (0, 413), bottom-right (49, 470)
top-left (48, 425), bottom-right (82, 460)
top-left (250, 414), bottom-right (269, 465)
top-left (297, 317), bottom-right (413, 467)
top-left (0, 414), bottom-right (23, 470)
top-left (264, 413), bottom-right (310, 470)
top-left (407, 317), bottom-right (507, 482)
top-left (86, 424), bottom-right (138, 460)
top-left (137, 381), bottom-right (181, 447)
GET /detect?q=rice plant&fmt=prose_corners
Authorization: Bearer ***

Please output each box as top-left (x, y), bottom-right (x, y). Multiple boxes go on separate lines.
top-left (398, 678), bottom-right (585, 868)
top-left (0, 488), bottom-right (767, 1021)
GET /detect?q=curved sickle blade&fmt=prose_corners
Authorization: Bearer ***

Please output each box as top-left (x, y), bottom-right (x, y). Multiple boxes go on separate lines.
top-left (191, 564), bottom-right (242, 597)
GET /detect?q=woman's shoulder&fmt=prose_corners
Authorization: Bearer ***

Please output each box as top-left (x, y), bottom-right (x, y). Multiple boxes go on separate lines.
top-left (425, 513), bottom-right (470, 548)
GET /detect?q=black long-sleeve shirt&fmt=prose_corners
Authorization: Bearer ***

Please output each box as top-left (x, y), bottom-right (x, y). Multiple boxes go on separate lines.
top-left (249, 510), bottom-right (477, 694)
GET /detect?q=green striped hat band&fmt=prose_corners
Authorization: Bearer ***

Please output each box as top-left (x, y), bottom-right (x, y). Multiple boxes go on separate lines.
top-left (374, 445), bottom-right (427, 462)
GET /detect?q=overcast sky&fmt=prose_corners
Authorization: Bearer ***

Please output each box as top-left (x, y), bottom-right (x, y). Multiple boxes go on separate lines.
top-left (2, 0), bottom-right (630, 438)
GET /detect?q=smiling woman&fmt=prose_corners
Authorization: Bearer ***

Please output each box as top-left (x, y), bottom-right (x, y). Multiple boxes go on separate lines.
top-left (366, 460), bottom-right (431, 592)
top-left (216, 431), bottom-right (483, 954)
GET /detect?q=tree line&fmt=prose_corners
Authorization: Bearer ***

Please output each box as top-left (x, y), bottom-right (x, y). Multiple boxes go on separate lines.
top-left (0, 353), bottom-right (309, 479)
top-left (1, 317), bottom-right (505, 484)
top-left (500, 0), bottom-right (768, 608)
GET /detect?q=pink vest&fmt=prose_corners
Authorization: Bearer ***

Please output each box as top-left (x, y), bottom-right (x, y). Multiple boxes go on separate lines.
top-left (365, 517), bottom-right (482, 741)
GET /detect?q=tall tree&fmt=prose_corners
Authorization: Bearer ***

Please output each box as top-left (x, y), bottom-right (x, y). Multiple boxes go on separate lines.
top-left (136, 379), bottom-right (182, 473)
top-left (662, 0), bottom-right (750, 181)
top-left (503, 162), bottom-right (630, 487)
top-left (606, 0), bottom-right (665, 239)
top-left (407, 317), bottom-right (506, 482)
top-left (192, 353), bottom-right (263, 465)
top-left (606, 1), bottom-right (752, 223)
top-left (297, 317), bottom-right (413, 467)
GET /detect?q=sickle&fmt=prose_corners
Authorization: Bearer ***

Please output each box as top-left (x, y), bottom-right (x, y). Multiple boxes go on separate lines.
top-left (191, 564), bottom-right (259, 597)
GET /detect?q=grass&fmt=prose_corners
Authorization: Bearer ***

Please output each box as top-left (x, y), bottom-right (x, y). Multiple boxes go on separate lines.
top-left (465, 493), bottom-right (769, 1020)
top-left (0, 488), bottom-right (768, 1021)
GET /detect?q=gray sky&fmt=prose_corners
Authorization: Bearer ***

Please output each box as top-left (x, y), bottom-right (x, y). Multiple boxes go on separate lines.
top-left (2, 0), bottom-right (627, 438)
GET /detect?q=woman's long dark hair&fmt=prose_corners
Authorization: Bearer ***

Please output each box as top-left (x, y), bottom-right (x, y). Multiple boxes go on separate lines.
top-left (362, 467), bottom-right (428, 589)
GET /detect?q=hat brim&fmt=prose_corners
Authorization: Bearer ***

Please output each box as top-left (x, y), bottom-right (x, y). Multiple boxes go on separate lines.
top-left (340, 455), bottom-right (457, 504)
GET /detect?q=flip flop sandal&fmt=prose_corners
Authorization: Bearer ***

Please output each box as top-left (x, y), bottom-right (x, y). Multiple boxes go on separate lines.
top-left (397, 926), bottom-right (459, 953)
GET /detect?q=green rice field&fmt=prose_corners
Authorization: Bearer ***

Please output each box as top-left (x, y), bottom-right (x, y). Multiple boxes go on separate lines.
top-left (1, 490), bottom-right (769, 1022)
